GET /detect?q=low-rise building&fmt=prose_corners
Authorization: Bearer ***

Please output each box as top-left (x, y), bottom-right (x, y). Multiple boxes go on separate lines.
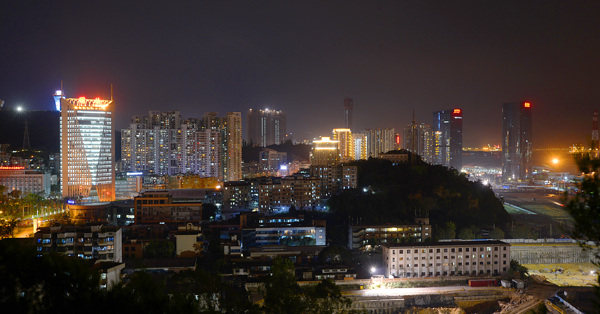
top-left (35, 225), bottom-right (122, 263)
top-left (92, 261), bottom-right (125, 290)
top-left (134, 190), bottom-right (202, 224)
top-left (0, 166), bottom-right (51, 196)
top-left (349, 219), bottom-right (432, 251)
top-left (382, 240), bottom-right (510, 278)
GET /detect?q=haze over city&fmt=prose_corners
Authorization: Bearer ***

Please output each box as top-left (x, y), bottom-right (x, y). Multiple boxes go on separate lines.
top-left (1, 1), bottom-right (599, 147)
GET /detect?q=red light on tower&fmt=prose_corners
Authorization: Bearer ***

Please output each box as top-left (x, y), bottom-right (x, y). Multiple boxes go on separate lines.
top-left (395, 134), bottom-right (400, 145)
top-left (524, 102), bottom-right (531, 108)
top-left (453, 109), bottom-right (461, 114)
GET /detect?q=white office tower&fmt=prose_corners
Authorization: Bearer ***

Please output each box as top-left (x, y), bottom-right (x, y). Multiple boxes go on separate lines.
top-left (60, 97), bottom-right (115, 202)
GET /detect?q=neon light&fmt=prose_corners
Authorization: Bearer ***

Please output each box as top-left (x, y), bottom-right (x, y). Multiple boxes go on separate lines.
top-left (453, 109), bottom-right (461, 114)
top-left (126, 172), bottom-right (143, 176)
top-left (524, 102), bottom-right (531, 108)
top-left (0, 166), bottom-right (25, 170)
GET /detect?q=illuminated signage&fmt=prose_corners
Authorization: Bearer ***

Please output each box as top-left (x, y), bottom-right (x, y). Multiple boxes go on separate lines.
top-left (524, 102), bottom-right (531, 108)
top-left (453, 109), bottom-right (461, 114)
top-left (0, 166), bottom-right (25, 170)
top-left (126, 172), bottom-right (143, 176)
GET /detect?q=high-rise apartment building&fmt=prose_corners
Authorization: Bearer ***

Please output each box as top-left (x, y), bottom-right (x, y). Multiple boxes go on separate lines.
top-left (343, 98), bottom-right (353, 130)
top-left (247, 108), bottom-right (286, 147)
top-left (353, 133), bottom-right (368, 160)
top-left (60, 97), bottom-right (115, 202)
top-left (332, 128), bottom-right (354, 162)
top-left (432, 109), bottom-right (463, 170)
top-left (363, 128), bottom-right (396, 158)
top-left (121, 111), bottom-right (241, 182)
top-left (310, 137), bottom-right (340, 166)
top-left (224, 112), bottom-right (243, 182)
top-left (403, 122), bottom-right (434, 163)
top-left (501, 102), bottom-right (532, 182)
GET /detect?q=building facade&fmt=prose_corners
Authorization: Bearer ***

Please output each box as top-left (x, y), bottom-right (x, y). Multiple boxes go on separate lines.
top-left (348, 221), bottom-right (431, 251)
top-left (247, 108), bottom-right (286, 147)
top-left (35, 225), bottom-right (122, 262)
top-left (332, 128), bottom-right (355, 162)
top-left (362, 128), bottom-right (396, 158)
top-left (502, 102), bottom-right (533, 182)
top-left (121, 111), bottom-right (241, 182)
top-left (403, 122), bottom-right (434, 163)
top-left (134, 190), bottom-right (202, 224)
top-left (60, 97), bottom-right (115, 202)
top-left (310, 137), bottom-right (340, 166)
top-left (382, 240), bottom-right (510, 278)
top-left (0, 166), bottom-right (51, 196)
top-left (432, 109), bottom-right (463, 170)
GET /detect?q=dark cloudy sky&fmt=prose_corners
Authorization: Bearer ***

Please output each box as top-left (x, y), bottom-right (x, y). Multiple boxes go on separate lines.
top-left (1, 1), bottom-right (599, 147)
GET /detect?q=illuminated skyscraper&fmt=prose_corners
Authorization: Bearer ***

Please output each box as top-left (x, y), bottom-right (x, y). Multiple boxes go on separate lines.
top-left (403, 122), bottom-right (434, 163)
top-left (310, 137), bottom-right (340, 166)
top-left (363, 128), bottom-right (395, 158)
top-left (353, 133), bottom-right (368, 160)
top-left (502, 102), bottom-right (532, 182)
top-left (60, 97), bottom-right (115, 201)
top-left (432, 109), bottom-right (463, 170)
top-left (224, 112), bottom-right (242, 181)
top-left (343, 98), bottom-right (353, 130)
top-left (332, 128), bottom-right (354, 162)
top-left (247, 108), bottom-right (286, 147)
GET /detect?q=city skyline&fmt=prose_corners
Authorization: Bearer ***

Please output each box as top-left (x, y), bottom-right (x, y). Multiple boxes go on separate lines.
top-left (1, 1), bottom-right (599, 148)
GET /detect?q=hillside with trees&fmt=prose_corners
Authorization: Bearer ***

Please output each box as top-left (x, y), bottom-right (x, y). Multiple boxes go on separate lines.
top-left (328, 157), bottom-right (511, 239)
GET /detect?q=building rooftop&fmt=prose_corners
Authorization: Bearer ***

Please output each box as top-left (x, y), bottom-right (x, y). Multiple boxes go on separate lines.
top-left (382, 240), bottom-right (509, 248)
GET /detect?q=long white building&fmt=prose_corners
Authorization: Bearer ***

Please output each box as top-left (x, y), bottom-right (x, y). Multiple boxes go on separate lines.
top-left (382, 240), bottom-right (510, 278)
top-left (60, 97), bottom-right (115, 202)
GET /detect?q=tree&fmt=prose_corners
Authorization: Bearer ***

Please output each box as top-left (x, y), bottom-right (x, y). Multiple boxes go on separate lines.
top-left (458, 227), bottom-right (475, 240)
top-left (0, 218), bottom-right (19, 239)
top-left (263, 257), bottom-right (306, 314)
top-left (510, 225), bottom-right (537, 239)
top-left (202, 203), bottom-right (218, 221)
top-left (564, 155), bottom-right (600, 311)
top-left (438, 221), bottom-right (456, 239)
top-left (318, 245), bottom-right (351, 265)
top-left (489, 227), bottom-right (505, 240)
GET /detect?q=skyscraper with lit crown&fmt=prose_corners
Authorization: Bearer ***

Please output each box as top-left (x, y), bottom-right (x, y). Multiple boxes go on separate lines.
top-left (247, 108), bottom-right (286, 147)
top-left (432, 109), bottom-right (463, 170)
top-left (60, 97), bottom-right (115, 201)
top-left (502, 102), bottom-right (532, 182)
top-left (332, 128), bottom-right (354, 162)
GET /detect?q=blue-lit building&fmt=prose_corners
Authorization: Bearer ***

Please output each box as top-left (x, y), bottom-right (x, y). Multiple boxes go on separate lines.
top-left (432, 109), bottom-right (463, 170)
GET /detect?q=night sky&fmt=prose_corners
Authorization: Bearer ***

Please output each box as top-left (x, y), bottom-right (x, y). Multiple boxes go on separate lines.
top-left (1, 1), bottom-right (599, 147)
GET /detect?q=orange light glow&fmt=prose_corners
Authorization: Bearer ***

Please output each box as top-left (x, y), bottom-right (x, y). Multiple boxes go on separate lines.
top-left (453, 109), bottom-right (461, 114)
top-left (0, 166), bottom-right (26, 170)
top-left (524, 102), bottom-right (531, 108)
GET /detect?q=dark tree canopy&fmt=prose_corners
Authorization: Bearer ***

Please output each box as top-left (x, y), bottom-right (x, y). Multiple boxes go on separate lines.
top-left (328, 158), bottom-right (511, 233)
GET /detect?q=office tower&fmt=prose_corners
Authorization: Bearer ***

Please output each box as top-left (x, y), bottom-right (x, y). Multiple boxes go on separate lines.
top-left (332, 128), bottom-right (354, 162)
top-left (344, 98), bottom-right (353, 130)
top-left (247, 108), bottom-right (286, 147)
top-left (363, 128), bottom-right (396, 158)
top-left (353, 133), bottom-right (368, 160)
top-left (60, 97), bottom-right (115, 201)
top-left (403, 122), bottom-right (434, 163)
top-left (224, 112), bottom-right (242, 181)
top-left (310, 137), bottom-right (340, 166)
top-left (501, 102), bottom-right (532, 182)
top-left (432, 109), bottom-right (463, 170)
